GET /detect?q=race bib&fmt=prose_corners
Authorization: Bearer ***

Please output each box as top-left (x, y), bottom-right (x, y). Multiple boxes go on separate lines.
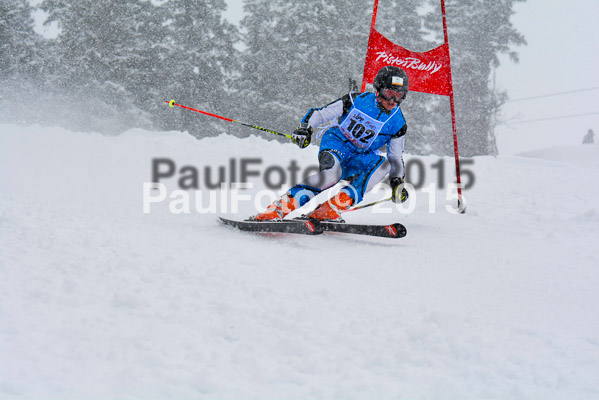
top-left (339, 108), bottom-right (385, 149)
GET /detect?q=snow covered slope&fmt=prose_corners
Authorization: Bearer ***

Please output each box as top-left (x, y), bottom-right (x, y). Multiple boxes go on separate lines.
top-left (1, 123), bottom-right (599, 399)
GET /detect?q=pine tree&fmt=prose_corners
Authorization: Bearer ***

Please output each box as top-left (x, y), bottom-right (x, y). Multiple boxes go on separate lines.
top-left (0, 0), bottom-right (41, 80)
top-left (157, 0), bottom-right (240, 137)
top-left (376, 0), bottom-right (430, 52)
top-left (425, 0), bottom-right (526, 156)
top-left (39, 0), bottom-right (166, 132)
top-left (0, 0), bottom-right (50, 125)
top-left (238, 0), bottom-right (371, 138)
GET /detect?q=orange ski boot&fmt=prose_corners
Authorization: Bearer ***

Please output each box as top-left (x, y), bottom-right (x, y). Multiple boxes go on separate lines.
top-left (307, 192), bottom-right (353, 222)
top-left (251, 194), bottom-right (298, 221)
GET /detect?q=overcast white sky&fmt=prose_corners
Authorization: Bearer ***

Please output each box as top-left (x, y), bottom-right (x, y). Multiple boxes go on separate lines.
top-left (34, 0), bottom-right (599, 155)
top-left (493, 0), bottom-right (599, 154)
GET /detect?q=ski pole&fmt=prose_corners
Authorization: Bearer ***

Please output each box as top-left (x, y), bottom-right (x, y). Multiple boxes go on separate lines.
top-left (342, 196), bottom-right (392, 213)
top-left (165, 100), bottom-right (293, 141)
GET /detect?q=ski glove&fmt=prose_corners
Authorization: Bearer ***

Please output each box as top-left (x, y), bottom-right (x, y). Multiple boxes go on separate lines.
top-left (391, 177), bottom-right (409, 203)
top-left (291, 123), bottom-right (312, 148)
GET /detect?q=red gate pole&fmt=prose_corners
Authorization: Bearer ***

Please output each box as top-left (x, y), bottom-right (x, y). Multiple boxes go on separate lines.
top-left (361, 0), bottom-right (380, 92)
top-left (441, 0), bottom-right (465, 213)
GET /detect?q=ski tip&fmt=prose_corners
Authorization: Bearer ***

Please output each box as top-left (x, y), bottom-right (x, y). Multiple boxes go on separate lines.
top-left (169, 99), bottom-right (175, 107)
top-left (375, 223), bottom-right (407, 238)
top-left (390, 223), bottom-right (407, 238)
top-left (218, 216), bottom-right (232, 226)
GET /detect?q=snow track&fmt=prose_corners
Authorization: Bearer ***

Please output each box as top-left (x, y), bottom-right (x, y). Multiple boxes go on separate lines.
top-left (1, 124), bottom-right (598, 399)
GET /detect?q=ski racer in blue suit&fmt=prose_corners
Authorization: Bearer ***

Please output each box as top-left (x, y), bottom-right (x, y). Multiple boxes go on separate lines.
top-left (251, 66), bottom-right (410, 222)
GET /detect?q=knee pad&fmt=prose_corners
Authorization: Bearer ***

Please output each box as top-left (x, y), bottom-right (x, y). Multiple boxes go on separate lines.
top-left (300, 150), bottom-right (341, 191)
top-left (318, 151), bottom-right (337, 171)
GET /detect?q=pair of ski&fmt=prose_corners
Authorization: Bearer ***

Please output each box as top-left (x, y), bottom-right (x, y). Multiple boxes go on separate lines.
top-left (219, 217), bottom-right (406, 239)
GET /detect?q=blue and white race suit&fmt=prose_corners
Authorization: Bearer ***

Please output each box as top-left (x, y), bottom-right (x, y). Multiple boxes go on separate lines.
top-left (288, 91), bottom-right (408, 205)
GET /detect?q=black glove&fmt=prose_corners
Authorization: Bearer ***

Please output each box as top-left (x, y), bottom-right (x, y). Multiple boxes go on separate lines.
top-left (390, 176), bottom-right (409, 203)
top-left (291, 123), bottom-right (312, 148)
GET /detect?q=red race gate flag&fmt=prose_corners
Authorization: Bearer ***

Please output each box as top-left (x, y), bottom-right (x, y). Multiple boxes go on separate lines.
top-left (362, 28), bottom-right (451, 96)
top-left (360, 0), bottom-right (464, 212)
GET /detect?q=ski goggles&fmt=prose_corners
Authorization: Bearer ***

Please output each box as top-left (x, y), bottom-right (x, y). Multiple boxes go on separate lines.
top-left (379, 88), bottom-right (405, 103)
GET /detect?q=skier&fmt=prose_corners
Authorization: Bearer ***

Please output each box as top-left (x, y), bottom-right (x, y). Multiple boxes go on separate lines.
top-left (582, 129), bottom-right (594, 144)
top-left (251, 66), bottom-right (411, 222)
